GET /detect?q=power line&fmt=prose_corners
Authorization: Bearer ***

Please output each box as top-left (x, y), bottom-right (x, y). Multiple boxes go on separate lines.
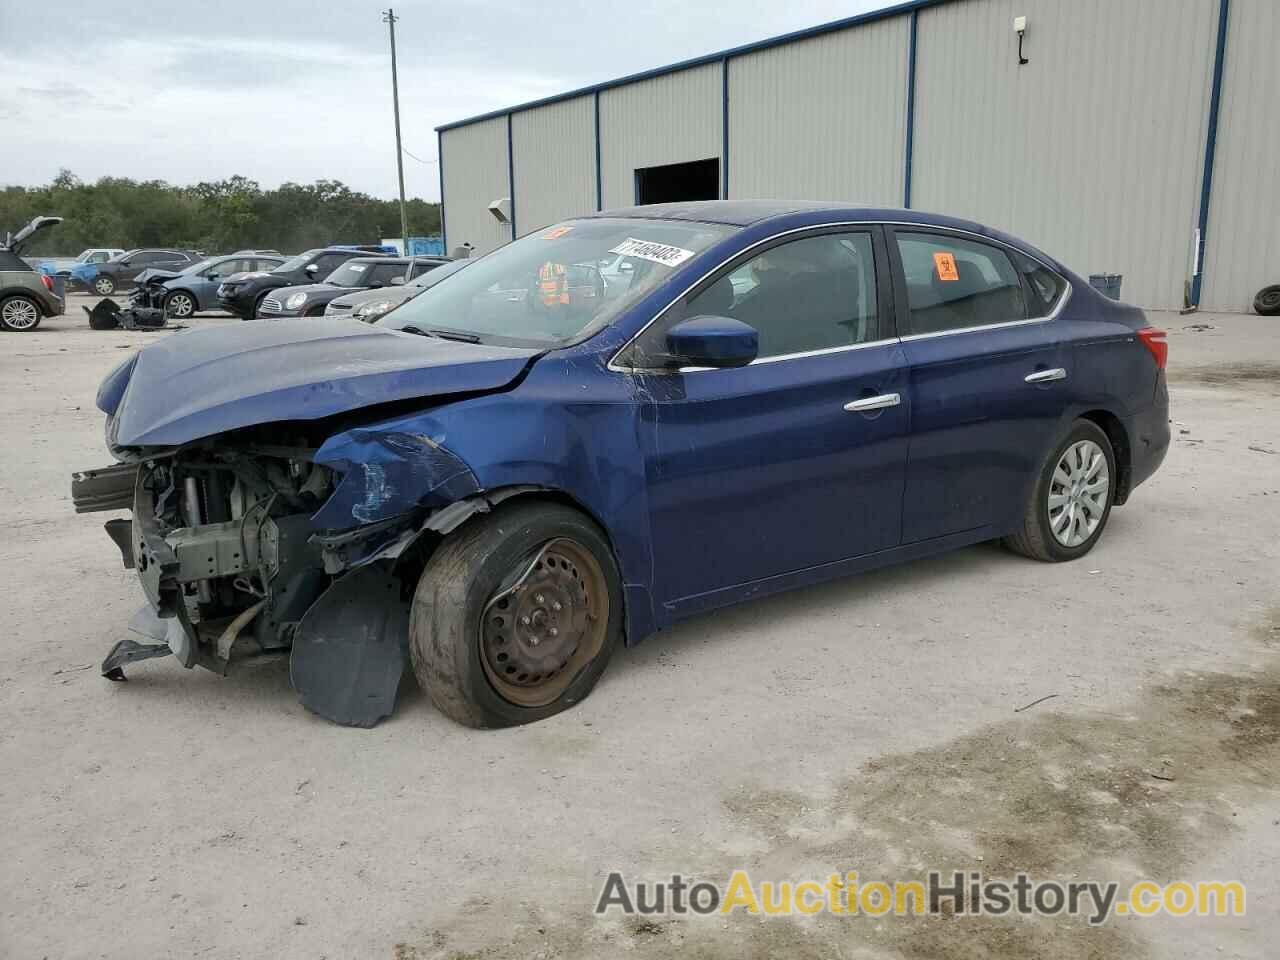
top-left (401, 146), bottom-right (438, 166)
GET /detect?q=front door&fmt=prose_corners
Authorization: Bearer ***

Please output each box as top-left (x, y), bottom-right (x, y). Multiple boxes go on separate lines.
top-left (631, 228), bottom-right (910, 613)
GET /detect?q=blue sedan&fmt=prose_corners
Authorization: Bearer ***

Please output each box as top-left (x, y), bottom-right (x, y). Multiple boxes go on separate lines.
top-left (152, 252), bottom-right (284, 318)
top-left (72, 201), bottom-right (1169, 728)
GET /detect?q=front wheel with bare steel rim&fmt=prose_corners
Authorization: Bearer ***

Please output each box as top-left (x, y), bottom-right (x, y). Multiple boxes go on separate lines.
top-left (409, 501), bottom-right (622, 727)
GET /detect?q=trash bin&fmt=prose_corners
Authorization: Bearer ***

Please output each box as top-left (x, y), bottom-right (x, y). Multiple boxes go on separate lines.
top-left (1088, 274), bottom-right (1123, 301)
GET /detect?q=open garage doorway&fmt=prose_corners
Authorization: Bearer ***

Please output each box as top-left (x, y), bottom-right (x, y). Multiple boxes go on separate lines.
top-left (634, 158), bottom-right (720, 205)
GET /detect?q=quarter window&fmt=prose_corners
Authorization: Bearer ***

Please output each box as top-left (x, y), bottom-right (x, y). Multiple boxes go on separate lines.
top-left (682, 232), bottom-right (880, 360)
top-left (1011, 250), bottom-right (1068, 316)
top-left (895, 232), bottom-right (1026, 335)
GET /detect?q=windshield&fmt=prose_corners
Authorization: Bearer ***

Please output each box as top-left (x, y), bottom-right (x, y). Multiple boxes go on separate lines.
top-left (325, 260), bottom-right (392, 288)
top-left (183, 257), bottom-right (221, 275)
top-left (381, 218), bottom-right (737, 345)
top-left (408, 259), bottom-right (468, 288)
top-left (273, 250), bottom-right (321, 274)
top-left (76, 250), bottom-right (95, 263)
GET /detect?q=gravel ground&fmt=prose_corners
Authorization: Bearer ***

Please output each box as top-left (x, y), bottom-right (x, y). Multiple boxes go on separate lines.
top-left (2, 296), bottom-right (1277, 959)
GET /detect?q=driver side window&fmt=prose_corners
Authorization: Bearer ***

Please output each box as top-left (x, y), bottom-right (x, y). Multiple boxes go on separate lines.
top-left (682, 231), bottom-right (880, 360)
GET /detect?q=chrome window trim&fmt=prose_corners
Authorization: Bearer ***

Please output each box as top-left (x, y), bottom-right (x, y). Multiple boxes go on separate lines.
top-left (607, 219), bottom-right (1071, 375)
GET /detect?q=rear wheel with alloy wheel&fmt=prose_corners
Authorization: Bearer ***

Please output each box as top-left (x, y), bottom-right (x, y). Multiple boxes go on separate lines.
top-left (409, 501), bottom-right (621, 727)
top-left (93, 275), bottom-right (116, 295)
top-left (0, 294), bottom-right (42, 331)
top-left (1004, 420), bottom-right (1116, 562)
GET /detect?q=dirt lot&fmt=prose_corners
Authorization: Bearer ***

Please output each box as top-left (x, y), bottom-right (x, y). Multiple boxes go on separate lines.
top-left (2, 295), bottom-right (1277, 959)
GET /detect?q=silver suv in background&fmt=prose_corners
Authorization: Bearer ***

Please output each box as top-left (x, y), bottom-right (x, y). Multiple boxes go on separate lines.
top-left (0, 216), bottom-right (66, 332)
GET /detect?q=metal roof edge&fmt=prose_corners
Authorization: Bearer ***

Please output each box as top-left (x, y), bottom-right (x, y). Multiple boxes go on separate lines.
top-left (435, 0), bottom-right (950, 133)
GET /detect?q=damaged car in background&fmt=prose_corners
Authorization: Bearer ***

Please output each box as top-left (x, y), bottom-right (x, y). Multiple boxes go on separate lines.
top-left (71, 201), bottom-right (1169, 729)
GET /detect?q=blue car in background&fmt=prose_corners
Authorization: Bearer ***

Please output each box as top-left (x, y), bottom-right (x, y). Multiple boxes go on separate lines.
top-left (131, 251), bottom-right (285, 318)
top-left (37, 248), bottom-right (126, 288)
top-left (71, 201), bottom-right (1169, 729)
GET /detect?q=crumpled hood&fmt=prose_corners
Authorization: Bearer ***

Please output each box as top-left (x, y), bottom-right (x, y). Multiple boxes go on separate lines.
top-left (100, 316), bottom-right (539, 448)
top-left (134, 268), bottom-right (183, 286)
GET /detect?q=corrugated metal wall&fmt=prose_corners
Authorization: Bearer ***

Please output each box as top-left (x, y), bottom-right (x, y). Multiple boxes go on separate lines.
top-left (912, 0), bottom-right (1217, 310)
top-left (598, 64), bottom-right (722, 209)
top-left (1201, 0), bottom-right (1279, 313)
top-left (440, 116), bottom-right (511, 256)
top-left (728, 15), bottom-right (909, 204)
top-left (512, 96), bottom-right (597, 237)
top-left (440, 0), bottom-right (1274, 312)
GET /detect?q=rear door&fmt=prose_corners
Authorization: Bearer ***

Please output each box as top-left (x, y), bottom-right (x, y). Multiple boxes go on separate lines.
top-left (632, 227), bottom-right (910, 613)
top-left (889, 228), bottom-right (1070, 543)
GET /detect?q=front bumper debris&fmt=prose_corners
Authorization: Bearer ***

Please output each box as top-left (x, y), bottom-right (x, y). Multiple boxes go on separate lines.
top-left (71, 450), bottom-right (429, 726)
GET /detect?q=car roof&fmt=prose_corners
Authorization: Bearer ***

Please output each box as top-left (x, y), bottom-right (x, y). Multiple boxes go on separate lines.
top-left (581, 200), bottom-right (1062, 270)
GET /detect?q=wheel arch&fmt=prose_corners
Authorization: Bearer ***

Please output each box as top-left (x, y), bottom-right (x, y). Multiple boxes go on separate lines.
top-left (1077, 409), bottom-right (1132, 504)
top-left (406, 483), bottom-right (641, 645)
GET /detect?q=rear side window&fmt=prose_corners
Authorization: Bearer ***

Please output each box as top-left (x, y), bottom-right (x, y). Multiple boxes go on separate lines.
top-left (894, 232), bottom-right (1026, 335)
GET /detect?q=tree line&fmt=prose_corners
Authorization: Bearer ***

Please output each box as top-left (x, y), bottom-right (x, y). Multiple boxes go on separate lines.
top-left (1, 170), bottom-right (441, 256)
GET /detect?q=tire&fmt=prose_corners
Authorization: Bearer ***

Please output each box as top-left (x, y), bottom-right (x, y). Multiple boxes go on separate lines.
top-left (93, 275), bottom-right (116, 296)
top-left (1004, 419), bottom-right (1116, 562)
top-left (0, 294), bottom-right (43, 332)
top-left (164, 289), bottom-right (197, 319)
top-left (409, 501), bottom-right (622, 728)
top-left (1254, 284), bottom-right (1280, 317)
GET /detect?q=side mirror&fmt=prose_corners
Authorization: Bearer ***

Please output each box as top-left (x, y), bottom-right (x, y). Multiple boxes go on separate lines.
top-left (305, 263), bottom-right (319, 275)
top-left (665, 316), bottom-right (758, 369)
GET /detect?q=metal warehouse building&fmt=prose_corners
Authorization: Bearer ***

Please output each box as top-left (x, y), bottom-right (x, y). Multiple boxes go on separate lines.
top-left (437, 0), bottom-right (1276, 312)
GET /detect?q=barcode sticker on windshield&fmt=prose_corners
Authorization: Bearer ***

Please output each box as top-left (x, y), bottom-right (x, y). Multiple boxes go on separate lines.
top-left (609, 238), bottom-right (695, 268)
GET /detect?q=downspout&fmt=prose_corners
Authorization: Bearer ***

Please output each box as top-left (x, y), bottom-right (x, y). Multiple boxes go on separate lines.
top-left (721, 57), bottom-right (730, 200)
top-left (1188, 0), bottom-right (1230, 311)
top-left (507, 113), bottom-right (517, 241)
top-left (437, 129), bottom-right (447, 252)
top-left (903, 9), bottom-right (919, 208)
top-left (594, 91), bottom-right (603, 211)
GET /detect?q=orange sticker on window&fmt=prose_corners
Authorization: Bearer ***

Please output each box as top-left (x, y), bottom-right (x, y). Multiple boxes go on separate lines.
top-left (542, 226), bottom-right (573, 240)
top-left (933, 251), bottom-right (959, 281)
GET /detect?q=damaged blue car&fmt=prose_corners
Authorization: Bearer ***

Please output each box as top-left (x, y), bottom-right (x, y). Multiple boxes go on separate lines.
top-left (70, 201), bottom-right (1169, 728)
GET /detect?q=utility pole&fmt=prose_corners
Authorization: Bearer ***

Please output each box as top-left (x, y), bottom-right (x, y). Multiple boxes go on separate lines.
top-left (382, 8), bottom-right (409, 250)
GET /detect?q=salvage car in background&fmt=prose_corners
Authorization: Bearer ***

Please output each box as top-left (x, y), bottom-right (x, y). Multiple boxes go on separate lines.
top-left (259, 256), bottom-right (445, 319)
top-left (128, 252), bottom-right (287, 319)
top-left (216, 248), bottom-right (388, 319)
top-left (1, 216), bottom-right (66, 331)
top-left (38, 248), bottom-right (126, 280)
top-left (326, 257), bottom-right (467, 322)
top-left (90, 248), bottom-right (202, 295)
top-left (70, 201), bottom-right (1169, 730)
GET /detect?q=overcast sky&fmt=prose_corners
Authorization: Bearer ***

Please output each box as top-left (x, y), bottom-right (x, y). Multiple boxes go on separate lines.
top-left (1, 0), bottom-right (882, 201)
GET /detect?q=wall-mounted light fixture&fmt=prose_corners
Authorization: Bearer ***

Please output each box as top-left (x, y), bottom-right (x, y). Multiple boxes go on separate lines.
top-left (1014, 16), bottom-right (1029, 65)
top-left (488, 197), bottom-right (512, 224)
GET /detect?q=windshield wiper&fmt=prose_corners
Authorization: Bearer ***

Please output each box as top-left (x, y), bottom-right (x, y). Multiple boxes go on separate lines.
top-left (398, 325), bottom-right (482, 343)
top-left (428, 329), bottom-right (481, 343)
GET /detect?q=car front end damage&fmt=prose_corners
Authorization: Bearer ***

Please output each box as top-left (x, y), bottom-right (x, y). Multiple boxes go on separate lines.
top-left (69, 315), bottom-right (543, 725)
top-left (71, 428), bottom-right (504, 727)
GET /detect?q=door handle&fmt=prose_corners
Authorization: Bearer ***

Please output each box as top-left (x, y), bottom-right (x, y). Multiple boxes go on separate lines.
top-left (1025, 367), bottom-right (1067, 383)
top-left (844, 393), bottom-right (901, 413)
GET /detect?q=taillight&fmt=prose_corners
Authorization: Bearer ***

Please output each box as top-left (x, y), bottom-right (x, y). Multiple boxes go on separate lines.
top-left (1137, 327), bottom-right (1168, 370)
top-left (40, 275), bottom-right (54, 292)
